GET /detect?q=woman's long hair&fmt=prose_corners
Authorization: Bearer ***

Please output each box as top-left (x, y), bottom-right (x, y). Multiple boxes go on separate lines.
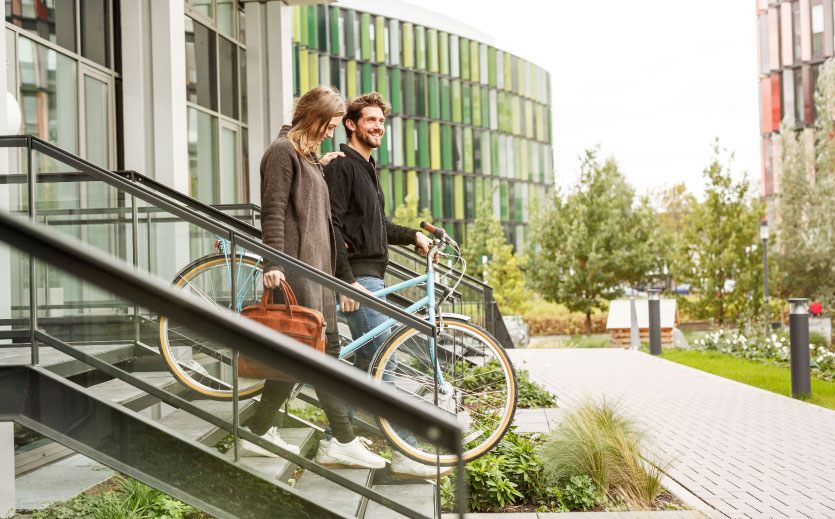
top-left (287, 86), bottom-right (345, 161)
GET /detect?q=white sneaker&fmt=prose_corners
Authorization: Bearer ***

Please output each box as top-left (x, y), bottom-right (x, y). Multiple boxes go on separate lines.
top-left (390, 451), bottom-right (453, 479)
top-left (315, 436), bottom-right (386, 469)
top-left (239, 426), bottom-right (301, 457)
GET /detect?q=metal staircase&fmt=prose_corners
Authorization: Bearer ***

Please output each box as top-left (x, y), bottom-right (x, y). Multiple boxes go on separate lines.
top-left (0, 136), bottom-right (466, 519)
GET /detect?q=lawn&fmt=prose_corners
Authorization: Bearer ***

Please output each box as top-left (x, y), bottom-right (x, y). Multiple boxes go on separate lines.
top-left (661, 349), bottom-right (835, 411)
top-left (529, 334), bottom-right (611, 349)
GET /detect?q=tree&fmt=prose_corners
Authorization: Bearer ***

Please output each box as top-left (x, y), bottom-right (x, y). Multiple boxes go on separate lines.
top-left (775, 57), bottom-right (835, 307)
top-left (672, 142), bottom-right (764, 326)
top-left (529, 148), bottom-right (664, 333)
top-left (464, 188), bottom-right (529, 315)
top-left (392, 192), bottom-right (433, 230)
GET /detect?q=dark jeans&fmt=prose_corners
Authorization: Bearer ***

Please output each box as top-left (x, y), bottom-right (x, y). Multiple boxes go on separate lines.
top-left (246, 332), bottom-right (354, 444)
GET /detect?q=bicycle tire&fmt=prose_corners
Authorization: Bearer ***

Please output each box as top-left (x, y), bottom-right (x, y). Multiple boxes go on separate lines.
top-left (159, 254), bottom-right (266, 400)
top-left (370, 318), bottom-right (517, 465)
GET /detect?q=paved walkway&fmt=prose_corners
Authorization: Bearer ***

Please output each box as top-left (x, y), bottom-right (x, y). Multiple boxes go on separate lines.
top-left (508, 348), bottom-right (835, 519)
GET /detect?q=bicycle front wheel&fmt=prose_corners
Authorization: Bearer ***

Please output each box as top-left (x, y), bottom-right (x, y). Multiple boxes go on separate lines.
top-left (370, 318), bottom-right (517, 465)
top-left (159, 254), bottom-right (266, 400)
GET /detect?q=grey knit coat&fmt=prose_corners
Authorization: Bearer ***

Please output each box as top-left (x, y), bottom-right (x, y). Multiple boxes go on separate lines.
top-left (260, 125), bottom-right (337, 332)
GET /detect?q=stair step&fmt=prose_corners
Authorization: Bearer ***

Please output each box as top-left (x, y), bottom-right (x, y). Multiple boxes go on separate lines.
top-left (363, 484), bottom-right (436, 519)
top-left (157, 399), bottom-right (255, 444)
top-left (227, 427), bottom-right (316, 483)
top-left (294, 467), bottom-right (372, 517)
top-left (84, 371), bottom-right (182, 411)
top-left (0, 343), bottom-right (139, 377)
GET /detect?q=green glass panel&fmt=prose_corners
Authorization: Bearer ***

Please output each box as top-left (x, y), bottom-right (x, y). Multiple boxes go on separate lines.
top-left (361, 62), bottom-right (372, 92)
top-left (525, 100), bottom-right (534, 138)
top-left (511, 96), bottom-right (521, 135)
top-left (429, 76), bottom-right (440, 119)
top-left (520, 139), bottom-right (528, 181)
top-left (416, 73), bottom-right (426, 116)
top-left (418, 120), bottom-right (429, 169)
top-left (405, 118), bottom-right (416, 168)
top-left (430, 122), bottom-right (441, 170)
top-left (472, 85), bottom-right (481, 127)
top-left (330, 6), bottom-right (340, 55)
top-left (360, 13), bottom-right (371, 60)
top-left (474, 177), bottom-right (483, 215)
top-left (307, 6), bottom-right (317, 49)
top-left (462, 84), bottom-right (471, 125)
top-left (427, 29), bottom-right (439, 72)
top-left (380, 169), bottom-right (391, 213)
top-left (517, 59), bottom-right (525, 95)
top-left (407, 170), bottom-right (418, 197)
top-left (439, 32), bottom-right (449, 75)
top-left (299, 6), bottom-right (308, 47)
top-left (292, 44), bottom-right (300, 96)
top-left (402, 22), bottom-right (414, 68)
top-left (503, 53), bottom-right (512, 91)
top-left (481, 89), bottom-right (490, 128)
top-left (317, 5), bottom-right (328, 50)
top-left (415, 26), bottom-right (426, 69)
top-left (515, 183), bottom-right (523, 221)
top-left (443, 175), bottom-right (454, 220)
top-left (390, 68), bottom-right (402, 113)
top-left (459, 37), bottom-right (469, 80)
top-left (496, 91), bottom-right (505, 131)
top-left (376, 64), bottom-right (388, 98)
top-left (465, 177), bottom-right (474, 219)
top-left (463, 127), bottom-right (473, 173)
top-left (344, 10), bottom-right (356, 58)
top-left (441, 125), bottom-right (452, 170)
top-left (488, 47), bottom-right (496, 86)
top-left (451, 80), bottom-right (461, 122)
top-left (404, 70), bottom-right (416, 115)
top-left (470, 40), bottom-right (479, 83)
top-left (346, 60), bottom-right (357, 97)
top-left (500, 182), bottom-right (508, 220)
top-left (375, 16), bottom-right (385, 62)
top-left (393, 170), bottom-right (404, 209)
top-left (514, 138), bottom-right (522, 179)
top-left (378, 128), bottom-right (389, 166)
top-left (299, 49), bottom-right (309, 93)
top-left (454, 175), bottom-right (464, 219)
top-left (432, 172), bottom-right (443, 218)
top-left (293, 6), bottom-right (301, 43)
top-left (321, 138), bottom-right (332, 153)
top-left (440, 78), bottom-right (450, 121)
top-left (491, 133), bottom-right (499, 176)
top-left (308, 52), bottom-right (318, 88)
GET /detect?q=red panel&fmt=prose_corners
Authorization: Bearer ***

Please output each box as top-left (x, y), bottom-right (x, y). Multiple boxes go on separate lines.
top-left (761, 77), bottom-right (772, 133)
top-left (770, 73), bottom-right (781, 131)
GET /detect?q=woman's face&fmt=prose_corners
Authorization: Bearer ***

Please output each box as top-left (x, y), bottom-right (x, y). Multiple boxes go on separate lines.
top-left (318, 115), bottom-right (343, 144)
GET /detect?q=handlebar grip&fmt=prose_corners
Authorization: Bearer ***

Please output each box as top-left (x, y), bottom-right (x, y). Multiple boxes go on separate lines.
top-left (420, 221), bottom-right (446, 240)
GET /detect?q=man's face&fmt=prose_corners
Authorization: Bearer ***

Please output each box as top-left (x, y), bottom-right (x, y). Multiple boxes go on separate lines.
top-left (353, 106), bottom-right (385, 149)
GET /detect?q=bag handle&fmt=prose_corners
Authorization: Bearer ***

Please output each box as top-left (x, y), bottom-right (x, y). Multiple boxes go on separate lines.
top-left (260, 279), bottom-right (299, 315)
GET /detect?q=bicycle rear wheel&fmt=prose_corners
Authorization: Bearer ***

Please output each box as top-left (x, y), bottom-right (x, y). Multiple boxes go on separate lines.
top-left (370, 318), bottom-right (517, 465)
top-left (159, 254), bottom-right (266, 400)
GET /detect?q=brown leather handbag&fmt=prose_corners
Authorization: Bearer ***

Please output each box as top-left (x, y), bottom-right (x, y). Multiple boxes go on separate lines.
top-left (238, 280), bottom-right (326, 381)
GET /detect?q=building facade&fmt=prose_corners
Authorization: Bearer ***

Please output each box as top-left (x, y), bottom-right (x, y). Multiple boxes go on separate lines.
top-left (756, 0), bottom-right (835, 205)
top-left (1, 0), bottom-right (552, 249)
top-left (291, 1), bottom-right (554, 248)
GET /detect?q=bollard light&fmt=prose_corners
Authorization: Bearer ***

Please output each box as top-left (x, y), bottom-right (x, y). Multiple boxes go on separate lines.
top-left (789, 298), bottom-right (811, 398)
top-left (648, 289), bottom-right (661, 355)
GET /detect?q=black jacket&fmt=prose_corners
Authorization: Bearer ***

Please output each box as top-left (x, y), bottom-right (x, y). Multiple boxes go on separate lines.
top-left (324, 144), bottom-right (418, 283)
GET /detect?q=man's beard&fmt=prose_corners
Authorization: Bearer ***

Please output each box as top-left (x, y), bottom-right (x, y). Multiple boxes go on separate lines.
top-left (358, 129), bottom-right (383, 149)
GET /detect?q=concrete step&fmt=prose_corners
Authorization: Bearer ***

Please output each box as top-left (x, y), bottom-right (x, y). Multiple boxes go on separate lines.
top-left (363, 483), bottom-right (435, 519)
top-left (0, 343), bottom-right (140, 377)
top-left (294, 467), bottom-right (372, 517)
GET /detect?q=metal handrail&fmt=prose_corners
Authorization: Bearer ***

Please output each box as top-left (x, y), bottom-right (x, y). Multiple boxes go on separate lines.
top-left (0, 135), bottom-right (433, 337)
top-left (0, 210), bottom-right (467, 518)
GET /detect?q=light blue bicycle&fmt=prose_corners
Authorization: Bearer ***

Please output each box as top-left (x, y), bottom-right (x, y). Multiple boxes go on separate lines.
top-left (158, 222), bottom-right (517, 464)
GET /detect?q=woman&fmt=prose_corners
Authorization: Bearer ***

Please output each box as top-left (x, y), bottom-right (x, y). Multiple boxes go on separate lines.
top-left (241, 86), bottom-right (385, 470)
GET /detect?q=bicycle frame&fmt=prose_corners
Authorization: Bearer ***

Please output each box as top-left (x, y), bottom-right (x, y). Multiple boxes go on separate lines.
top-left (215, 237), bottom-right (450, 392)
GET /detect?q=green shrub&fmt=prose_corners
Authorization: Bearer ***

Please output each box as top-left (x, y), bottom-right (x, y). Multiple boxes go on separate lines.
top-left (466, 455), bottom-right (523, 511)
top-left (516, 369), bottom-right (557, 408)
top-left (30, 476), bottom-right (207, 519)
top-left (524, 313), bottom-right (607, 336)
top-left (559, 474), bottom-right (604, 511)
top-left (537, 399), bottom-right (670, 510)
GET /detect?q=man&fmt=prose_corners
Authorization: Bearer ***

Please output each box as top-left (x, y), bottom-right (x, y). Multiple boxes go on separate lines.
top-left (323, 91), bottom-right (448, 479)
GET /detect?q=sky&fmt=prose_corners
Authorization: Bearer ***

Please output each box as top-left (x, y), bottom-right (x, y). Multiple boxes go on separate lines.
top-left (400, 0), bottom-right (761, 198)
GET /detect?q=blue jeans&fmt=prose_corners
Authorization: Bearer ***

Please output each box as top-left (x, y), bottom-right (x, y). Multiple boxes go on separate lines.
top-left (326, 276), bottom-right (417, 448)
top-left (344, 276), bottom-right (390, 373)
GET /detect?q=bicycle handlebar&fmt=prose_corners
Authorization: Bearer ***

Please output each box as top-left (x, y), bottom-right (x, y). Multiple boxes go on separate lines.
top-left (420, 221), bottom-right (458, 248)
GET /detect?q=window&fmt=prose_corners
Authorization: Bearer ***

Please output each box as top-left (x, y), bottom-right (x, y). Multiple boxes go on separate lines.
top-left (812, 0), bottom-right (824, 58)
top-left (185, 3), bottom-right (248, 204)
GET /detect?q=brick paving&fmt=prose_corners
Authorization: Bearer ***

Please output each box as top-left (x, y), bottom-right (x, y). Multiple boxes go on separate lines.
top-left (508, 348), bottom-right (835, 519)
